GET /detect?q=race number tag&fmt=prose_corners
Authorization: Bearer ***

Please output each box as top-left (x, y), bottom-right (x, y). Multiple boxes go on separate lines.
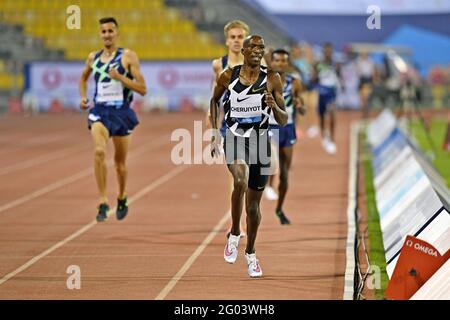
top-left (96, 80), bottom-right (124, 103)
top-left (230, 95), bottom-right (262, 118)
top-left (319, 69), bottom-right (338, 87)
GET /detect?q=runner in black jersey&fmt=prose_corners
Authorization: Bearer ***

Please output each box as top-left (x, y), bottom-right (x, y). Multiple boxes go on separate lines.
top-left (208, 20), bottom-right (267, 136)
top-left (210, 35), bottom-right (288, 278)
top-left (209, 21), bottom-right (268, 238)
top-left (79, 17), bottom-right (147, 222)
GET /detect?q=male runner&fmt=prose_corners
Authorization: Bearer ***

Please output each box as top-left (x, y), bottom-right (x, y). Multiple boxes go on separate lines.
top-left (208, 20), bottom-right (267, 237)
top-left (210, 35), bottom-right (288, 277)
top-left (312, 42), bottom-right (341, 155)
top-left (267, 49), bottom-right (305, 225)
top-left (79, 17), bottom-right (147, 221)
top-left (356, 51), bottom-right (375, 118)
top-left (291, 43), bottom-right (319, 138)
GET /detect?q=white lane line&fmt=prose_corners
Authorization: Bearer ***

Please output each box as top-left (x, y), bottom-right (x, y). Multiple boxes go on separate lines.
top-left (0, 169), bottom-right (93, 214)
top-left (155, 210), bottom-right (230, 300)
top-left (343, 121), bottom-right (360, 300)
top-left (0, 133), bottom-right (72, 156)
top-left (0, 222), bottom-right (96, 286)
top-left (0, 144), bottom-right (89, 176)
top-left (0, 164), bottom-right (189, 286)
top-left (0, 135), bottom-right (168, 215)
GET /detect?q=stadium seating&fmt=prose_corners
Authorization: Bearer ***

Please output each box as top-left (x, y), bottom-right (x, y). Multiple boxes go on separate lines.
top-left (0, 59), bottom-right (23, 91)
top-left (0, 72), bottom-right (23, 91)
top-left (0, 0), bottom-right (225, 61)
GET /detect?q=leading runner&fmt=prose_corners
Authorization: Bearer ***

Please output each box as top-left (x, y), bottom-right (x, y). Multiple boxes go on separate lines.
top-left (210, 35), bottom-right (288, 277)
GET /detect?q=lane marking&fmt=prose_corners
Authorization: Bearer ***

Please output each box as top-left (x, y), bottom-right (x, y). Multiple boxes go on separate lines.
top-left (0, 135), bottom-right (168, 215)
top-left (0, 143), bottom-right (89, 176)
top-left (343, 121), bottom-right (360, 300)
top-left (155, 210), bottom-right (230, 300)
top-left (0, 164), bottom-right (188, 286)
top-left (0, 133), bottom-right (72, 156)
top-left (0, 135), bottom-right (230, 295)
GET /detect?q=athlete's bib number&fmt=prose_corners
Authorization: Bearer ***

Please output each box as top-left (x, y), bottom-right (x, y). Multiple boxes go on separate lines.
top-left (319, 69), bottom-right (338, 87)
top-left (230, 95), bottom-right (262, 118)
top-left (97, 80), bottom-right (124, 103)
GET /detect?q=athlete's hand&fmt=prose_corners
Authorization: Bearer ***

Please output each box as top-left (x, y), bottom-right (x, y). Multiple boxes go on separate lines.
top-left (264, 91), bottom-right (276, 109)
top-left (297, 106), bottom-right (306, 116)
top-left (108, 68), bottom-right (121, 81)
top-left (80, 98), bottom-right (89, 110)
top-left (210, 132), bottom-right (222, 158)
top-left (298, 106), bottom-right (306, 116)
top-left (293, 97), bottom-right (306, 116)
top-left (205, 112), bottom-right (211, 129)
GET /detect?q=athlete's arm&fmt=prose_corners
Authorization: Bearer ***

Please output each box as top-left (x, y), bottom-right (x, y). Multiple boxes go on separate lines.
top-left (205, 58), bottom-right (223, 126)
top-left (79, 51), bottom-right (95, 110)
top-left (209, 69), bottom-right (231, 157)
top-left (267, 71), bottom-right (288, 127)
top-left (109, 49), bottom-right (147, 96)
top-left (292, 78), bottom-right (306, 116)
top-left (311, 61), bottom-right (319, 85)
top-left (336, 62), bottom-right (342, 78)
top-left (211, 58), bottom-right (223, 91)
top-left (210, 69), bottom-right (231, 130)
top-left (335, 62), bottom-right (345, 91)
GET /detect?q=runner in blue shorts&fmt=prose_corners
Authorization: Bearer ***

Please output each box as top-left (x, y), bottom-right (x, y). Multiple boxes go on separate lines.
top-left (79, 17), bottom-right (147, 222)
top-left (267, 49), bottom-right (305, 225)
top-left (312, 42), bottom-right (341, 155)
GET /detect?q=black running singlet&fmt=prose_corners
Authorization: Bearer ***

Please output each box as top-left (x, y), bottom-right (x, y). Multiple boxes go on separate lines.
top-left (223, 65), bottom-right (271, 137)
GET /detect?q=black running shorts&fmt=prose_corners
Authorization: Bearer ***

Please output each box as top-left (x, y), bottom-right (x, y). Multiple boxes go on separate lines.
top-left (223, 129), bottom-right (271, 191)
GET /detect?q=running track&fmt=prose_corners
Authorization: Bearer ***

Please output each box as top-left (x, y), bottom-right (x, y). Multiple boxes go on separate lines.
top-left (0, 111), bottom-right (358, 299)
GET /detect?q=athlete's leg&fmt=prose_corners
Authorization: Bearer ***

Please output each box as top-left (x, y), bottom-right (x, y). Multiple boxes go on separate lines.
top-left (226, 169), bottom-right (247, 237)
top-left (268, 175), bottom-right (275, 188)
top-left (318, 93), bottom-right (327, 138)
top-left (360, 83), bottom-right (373, 119)
top-left (91, 122), bottom-right (109, 204)
top-left (264, 140), bottom-right (279, 200)
top-left (112, 135), bottom-right (131, 200)
top-left (301, 91), bottom-right (309, 129)
top-left (245, 187), bottom-right (264, 254)
top-left (227, 161), bottom-right (248, 236)
top-left (269, 140), bottom-right (279, 183)
top-left (276, 146), bottom-right (293, 212)
top-left (320, 102), bottom-right (337, 155)
top-left (309, 90), bottom-right (319, 124)
top-left (305, 90), bottom-right (320, 137)
top-left (319, 112), bottom-right (327, 138)
top-left (328, 102), bottom-right (336, 142)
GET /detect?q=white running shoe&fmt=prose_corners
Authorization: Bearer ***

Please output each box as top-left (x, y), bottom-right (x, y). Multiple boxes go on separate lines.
top-left (322, 137), bottom-right (337, 155)
top-left (264, 186), bottom-right (278, 201)
top-left (321, 137), bottom-right (330, 152)
top-left (245, 252), bottom-right (263, 278)
top-left (327, 141), bottom-right (337, 154)
top-left (307, 126), bottom-right (319, 138)
top-left (224, 234), bottom-right (240, 264)
top-left (226, 230), bottom-right (246, 239)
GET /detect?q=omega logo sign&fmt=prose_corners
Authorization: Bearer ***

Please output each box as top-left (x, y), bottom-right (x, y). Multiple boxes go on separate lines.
top-left (406, 239), bottom-right (438, 257)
